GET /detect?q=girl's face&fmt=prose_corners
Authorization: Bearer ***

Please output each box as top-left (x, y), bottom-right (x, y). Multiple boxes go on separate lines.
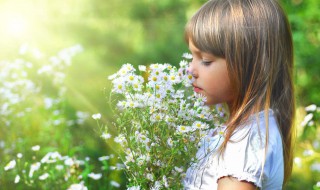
top-left (188, 40), bottom-right (235, 107)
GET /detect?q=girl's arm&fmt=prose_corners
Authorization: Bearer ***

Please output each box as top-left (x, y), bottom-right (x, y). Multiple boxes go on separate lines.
top-left (217, 176), bottom-right (259, 190)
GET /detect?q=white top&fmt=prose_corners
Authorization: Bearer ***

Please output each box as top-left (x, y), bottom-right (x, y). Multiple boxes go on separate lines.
top-left (183, 110), bottom-right (284, 190)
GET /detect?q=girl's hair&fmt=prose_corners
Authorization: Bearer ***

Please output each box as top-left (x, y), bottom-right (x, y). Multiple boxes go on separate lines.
top-left (185, 0), bottom-right (295, 186)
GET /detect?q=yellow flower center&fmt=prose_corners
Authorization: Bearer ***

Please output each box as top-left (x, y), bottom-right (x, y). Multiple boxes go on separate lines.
top-left (152, 77), bottom-right (157, 82)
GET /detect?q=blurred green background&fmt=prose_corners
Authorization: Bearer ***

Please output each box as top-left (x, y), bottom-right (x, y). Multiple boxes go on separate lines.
top-left (0, 0), bottom-right (319, 189)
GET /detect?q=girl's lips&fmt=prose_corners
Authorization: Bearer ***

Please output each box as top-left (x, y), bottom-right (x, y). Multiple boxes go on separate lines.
top-left (193, 85), bottom-right (202, 93)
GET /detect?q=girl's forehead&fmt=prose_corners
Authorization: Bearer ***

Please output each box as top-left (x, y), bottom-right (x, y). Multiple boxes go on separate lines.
top-left (188, 39), bottom-right (219, 59)
top-left (188, 40), bottom-right (200, 52)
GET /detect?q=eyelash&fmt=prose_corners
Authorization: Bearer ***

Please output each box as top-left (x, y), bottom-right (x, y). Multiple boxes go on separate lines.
top-left (201, 60), bottom-right (212, 66)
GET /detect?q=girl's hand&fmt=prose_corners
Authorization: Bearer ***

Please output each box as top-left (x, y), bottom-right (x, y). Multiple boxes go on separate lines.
top-left (218, 176), bottom-right (259, 190)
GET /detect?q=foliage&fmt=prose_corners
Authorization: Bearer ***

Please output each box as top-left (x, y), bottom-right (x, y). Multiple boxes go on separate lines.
top-left (285, 104), bottom-right (320, 190)
top-left (0, 46), bottom-right (122, 189)
top-left (281, 0), bottom-right (320, 105)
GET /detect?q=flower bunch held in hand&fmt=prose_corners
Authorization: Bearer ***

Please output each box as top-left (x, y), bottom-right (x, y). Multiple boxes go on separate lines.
top-left (107, 54), bottom-right (226, 189)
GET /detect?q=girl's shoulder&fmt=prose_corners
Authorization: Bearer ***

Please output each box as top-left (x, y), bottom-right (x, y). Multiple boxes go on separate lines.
top-left (218, 109), bottom-right (284, 188)
top-left (230, 109), bottom-right (282, 147)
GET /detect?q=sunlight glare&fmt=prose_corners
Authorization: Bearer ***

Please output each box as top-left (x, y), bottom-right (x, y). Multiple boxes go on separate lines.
top-left (6, 16), bottom-right (27, 36)
top-left (0, 12), bottom-right (30, 38)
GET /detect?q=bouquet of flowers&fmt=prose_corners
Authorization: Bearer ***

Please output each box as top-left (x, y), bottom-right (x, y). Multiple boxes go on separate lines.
top-left (106, 54), bottom-right (226, 189)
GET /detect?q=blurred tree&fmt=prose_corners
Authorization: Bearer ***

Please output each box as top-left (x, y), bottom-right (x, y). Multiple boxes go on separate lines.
top-left (281, 0), bottom-right (320, 106)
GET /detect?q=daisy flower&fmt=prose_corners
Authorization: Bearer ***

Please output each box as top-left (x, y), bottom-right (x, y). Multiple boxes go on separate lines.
top-left (182, 53), bottom-right (192, 60)
top-left (4, 160), bottom-right (16, 171)
top-left (138, 65), bottom-right (146, 72)
top-left (177, 125), bottom-right (191, 133)
top-left (88, 172), bottom-right (102, 180)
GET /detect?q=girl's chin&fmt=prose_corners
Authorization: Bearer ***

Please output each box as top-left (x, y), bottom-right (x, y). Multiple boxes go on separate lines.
top-left (204, 100), bottom-right (215, 106)
top-left (205, 100), bottom-right (223, 107)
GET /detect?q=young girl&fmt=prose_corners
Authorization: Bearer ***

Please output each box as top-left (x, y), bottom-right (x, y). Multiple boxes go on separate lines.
top-left (183, 0), bottom-right (295, 189)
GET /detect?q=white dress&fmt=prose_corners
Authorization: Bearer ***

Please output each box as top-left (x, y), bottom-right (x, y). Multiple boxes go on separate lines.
top-left (183, 110), bottom-right (284, 190)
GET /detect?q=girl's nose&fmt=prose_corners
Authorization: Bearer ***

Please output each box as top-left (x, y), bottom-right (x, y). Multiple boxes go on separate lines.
top-left (187, 61), bottom-right (198, 78)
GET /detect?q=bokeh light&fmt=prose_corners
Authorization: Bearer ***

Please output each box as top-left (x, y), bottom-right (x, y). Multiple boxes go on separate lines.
top-left (1, 13), bottom-right (29, 38)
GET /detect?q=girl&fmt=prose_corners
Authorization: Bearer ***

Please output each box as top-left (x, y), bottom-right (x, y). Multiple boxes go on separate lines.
top-left (183, 0), bottom-right (295, 189)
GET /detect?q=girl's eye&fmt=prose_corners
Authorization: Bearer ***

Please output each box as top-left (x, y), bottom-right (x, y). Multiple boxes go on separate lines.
top-left (201, 60), bottom-right (212, 66)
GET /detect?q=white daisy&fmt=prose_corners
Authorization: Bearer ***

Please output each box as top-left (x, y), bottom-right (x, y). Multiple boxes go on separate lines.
top-left (110, 180), bottom-right (120, 188)
top-left (148, 75), bottom-right (161, 86)
top-left (151, 181), bottom-right (162, 190)
top-left (98, 155), bottom-right (113, 161)
top-left (137, 155), bottom-right (146, 166)
top-left (67, 181), bottom-right (88, 190)
top-left (192, 121), bottom-right (209, 130)
top-left (118, 63), bottom-right (135, 77)
top-left (151, 113), bottom-right (164, 123)
top-left (31, 145), bottom-right (40, 151)
top-left (117, 101), bottom-right (127, 110)
top-left (162, 175), bottom-right (169, 188)
top-left (41, 151), bottom-right (62, 163)
top-left (167, 138), bottom-right (173, 147)
top-left (125, 154), bottom-right (134, 164)
top-left (126, 100), bottom-right (139, 108)
top-left (114, 134), bottom-right (127, 145)
top-left (101, 132), bottom-right (111, 139)
top-left (168, 74), bottom-right (180, 84)
top-left (29, 162), bottom-right (41, 178)
top-left (146, 173), bottom-right (154, 181)
top-left (137, 133), bottom-right (150, 144)
top-left (92, 113), bottom-right (101, 120)
top-left (132, 82), bottom-right (143, 92)
top-left (127, 186), bottom-right (141, 190)
top-left (174, 166), bottom-right (184, 173)
top-left (56, 165), bottom-right (64, 170)
top-left (126, 74), bottom-right (139, 84)
top-left (182, 53), bottom-right (193, 60)
top-left (305, 104), bottom-right (317, 112)
top-left (138, 65), bottom-right (146, 71)
top-left (150, 63), bottom-right (165, 71)
top-left (108, 73), bottom-right (117, 80)
top-left (112, 78), bottom-right (126, 94)
top-left (14, 175), bottom-right (20, 183)
top-left (177, 125), bottom-right (191, 133)
top-left (4, 160), bottom-right (16, 171)
top-left (88, 172), bottom-right (102, 180)
top-left (39, 173), bottom-right (49, 180)
top-left (301, 113), bottom-right (313, 127)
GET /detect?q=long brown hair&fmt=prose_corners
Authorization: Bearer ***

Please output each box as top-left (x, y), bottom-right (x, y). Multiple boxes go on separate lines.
top-left (185, 0), bottom-right (295, 186)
